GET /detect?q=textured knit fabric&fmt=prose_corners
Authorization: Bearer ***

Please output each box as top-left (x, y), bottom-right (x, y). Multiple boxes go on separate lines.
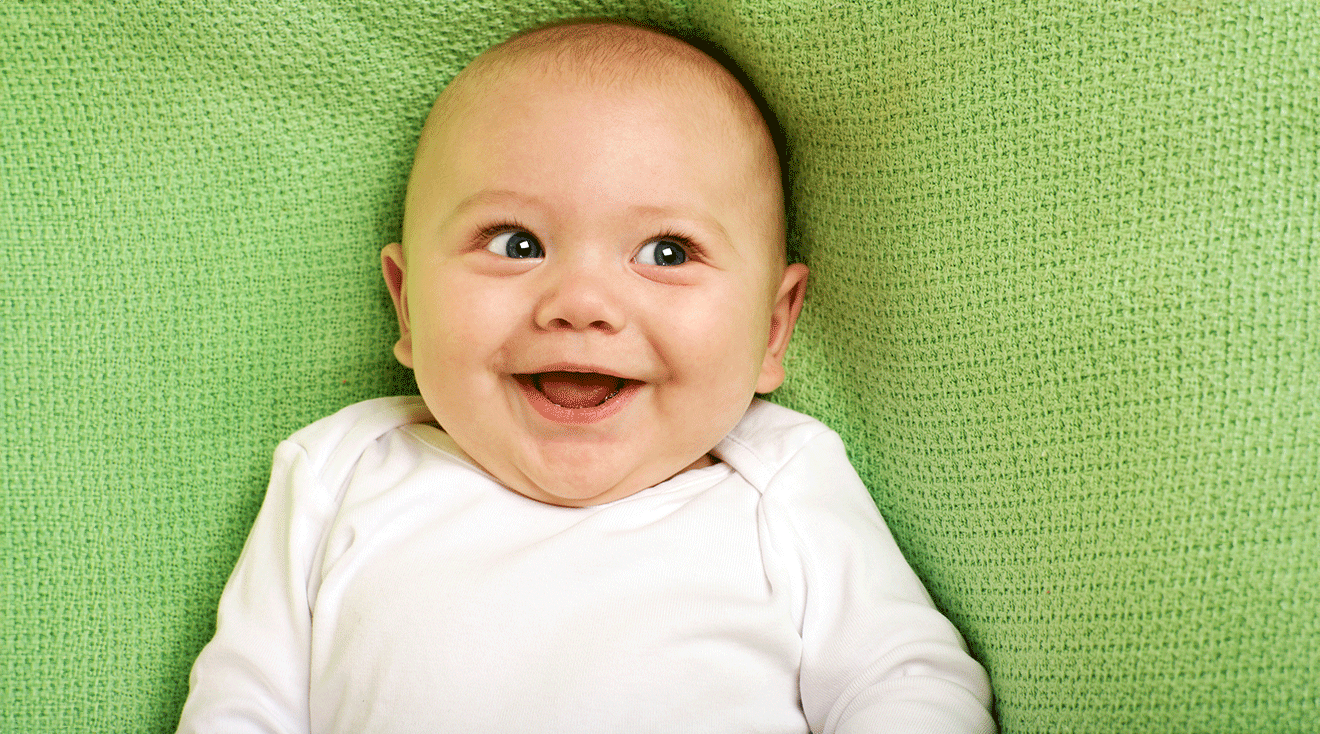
top-left (177, 396), bottom-right (994, 733)
top-left (2, 2), bottom-right (1317, 733)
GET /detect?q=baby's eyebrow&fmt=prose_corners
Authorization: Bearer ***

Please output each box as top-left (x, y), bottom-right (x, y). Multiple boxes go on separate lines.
top-left (451, 189), bottom-right (544, 218)
top-left (627, 204), bottom-right (732, 247)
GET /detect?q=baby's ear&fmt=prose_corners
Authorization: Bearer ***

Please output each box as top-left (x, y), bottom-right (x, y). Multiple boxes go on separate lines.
top-left (756, 263), bottom-right (809, 393)
top-left (381, 243), bottom-right (414, 368)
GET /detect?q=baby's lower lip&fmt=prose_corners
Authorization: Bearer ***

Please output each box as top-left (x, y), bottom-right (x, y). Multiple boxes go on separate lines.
top-left (514, 372), bottom-right (641, 425)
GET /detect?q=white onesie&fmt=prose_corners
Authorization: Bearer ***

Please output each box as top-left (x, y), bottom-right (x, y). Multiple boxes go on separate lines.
top-left (178, 396), bottom-right (994, 733)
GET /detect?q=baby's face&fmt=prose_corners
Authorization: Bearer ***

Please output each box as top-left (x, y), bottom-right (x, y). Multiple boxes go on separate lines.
top-left (384, 62), bottom-right (806, 506)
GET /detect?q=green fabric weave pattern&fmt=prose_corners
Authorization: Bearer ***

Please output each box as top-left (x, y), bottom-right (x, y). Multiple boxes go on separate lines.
top-left (3, 2), bottom-right (1316, 732)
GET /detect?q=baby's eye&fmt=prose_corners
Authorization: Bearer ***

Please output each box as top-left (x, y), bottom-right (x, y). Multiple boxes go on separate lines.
top-left (634, 239), bottom-right (689, 267)
top-left (486, 230), bottom-right (544, 259)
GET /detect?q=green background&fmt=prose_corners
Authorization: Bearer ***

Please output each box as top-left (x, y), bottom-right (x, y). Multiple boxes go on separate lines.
top-left (3, 1), bottom-right (1316, 731)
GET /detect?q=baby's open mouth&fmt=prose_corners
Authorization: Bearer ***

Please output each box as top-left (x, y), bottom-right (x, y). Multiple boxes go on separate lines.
top-left (523, 371), bottom-right (633, 409)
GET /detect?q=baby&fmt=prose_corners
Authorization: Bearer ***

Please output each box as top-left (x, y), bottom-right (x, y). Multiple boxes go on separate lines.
top-left (179, 19), bottom-right (995, 734)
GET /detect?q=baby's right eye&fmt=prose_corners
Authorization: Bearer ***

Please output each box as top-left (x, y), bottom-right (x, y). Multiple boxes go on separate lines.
top-left (486, 230), bottom-right (544, 259)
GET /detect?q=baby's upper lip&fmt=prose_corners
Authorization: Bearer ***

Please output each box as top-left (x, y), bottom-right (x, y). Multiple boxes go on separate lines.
top-left (512, 362), bottom-right (640, 382)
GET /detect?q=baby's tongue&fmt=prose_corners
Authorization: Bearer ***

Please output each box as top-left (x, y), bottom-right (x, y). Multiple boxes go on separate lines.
top-left (535, 372), bottom-right (620, 409)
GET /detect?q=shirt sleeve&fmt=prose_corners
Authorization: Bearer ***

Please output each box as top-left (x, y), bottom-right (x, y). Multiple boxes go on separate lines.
top-left (757, 430), bottom-right (996, 734)
top-left (176, 439), bottom-right (331, 734)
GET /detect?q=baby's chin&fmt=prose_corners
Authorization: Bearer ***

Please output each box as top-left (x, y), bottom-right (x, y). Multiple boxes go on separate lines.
top-left (496, 452), bottom-right (718, 508)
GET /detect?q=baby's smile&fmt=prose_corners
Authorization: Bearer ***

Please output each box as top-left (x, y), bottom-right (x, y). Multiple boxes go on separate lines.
top-left (512, 370), bottom-right (645, 426)
top-left (528, 371), bottom-right (627, 408)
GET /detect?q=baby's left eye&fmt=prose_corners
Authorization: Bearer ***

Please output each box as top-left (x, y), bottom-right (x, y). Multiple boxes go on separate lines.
top-left (634, 239), bottom-right (689, 267)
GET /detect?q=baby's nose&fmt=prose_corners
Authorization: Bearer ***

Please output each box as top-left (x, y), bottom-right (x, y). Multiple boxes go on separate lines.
top-left (532, 260), bottom-right (627, 333)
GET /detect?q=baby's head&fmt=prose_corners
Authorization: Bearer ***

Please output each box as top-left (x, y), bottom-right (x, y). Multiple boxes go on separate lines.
top-left (382, 20), bottom-right (808, 506)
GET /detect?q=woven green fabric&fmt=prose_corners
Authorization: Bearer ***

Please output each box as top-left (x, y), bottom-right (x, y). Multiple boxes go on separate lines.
top-left (3, 2), bottom-right (1317, 731)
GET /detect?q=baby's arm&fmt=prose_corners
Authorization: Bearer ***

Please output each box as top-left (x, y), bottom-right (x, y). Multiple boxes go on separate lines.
top-left (177, 440), bottom-right (328, 734)
top-left (759, 431), bottom-right (996, 734)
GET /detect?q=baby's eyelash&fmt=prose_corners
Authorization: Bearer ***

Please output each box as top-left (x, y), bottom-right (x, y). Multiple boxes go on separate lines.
top-left (471, 221), bottom-right (534, 248)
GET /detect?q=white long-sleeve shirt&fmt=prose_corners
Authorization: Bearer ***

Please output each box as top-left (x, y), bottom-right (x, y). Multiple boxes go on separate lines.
top-left (179, 396), bottom-right (994, 733)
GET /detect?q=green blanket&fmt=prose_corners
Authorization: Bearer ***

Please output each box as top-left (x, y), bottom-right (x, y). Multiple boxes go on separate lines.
top-left (3, 2), bottom-right (1316, 731)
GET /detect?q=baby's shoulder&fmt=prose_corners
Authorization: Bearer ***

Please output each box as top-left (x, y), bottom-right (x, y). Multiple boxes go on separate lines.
top-left (717, 400), bottom-right (893, 578)
top-left (283, 395), bottom-right (435, 477)
top-left (712, 399), bottom-right (847, 492)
